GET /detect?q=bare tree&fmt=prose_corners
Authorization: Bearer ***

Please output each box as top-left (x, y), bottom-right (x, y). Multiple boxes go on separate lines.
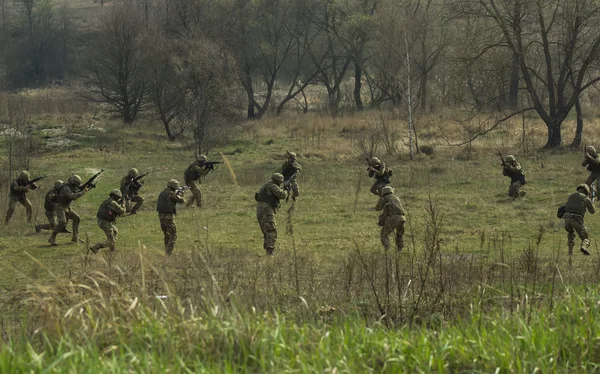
top-left (83, 3), bottom-right (148, 124)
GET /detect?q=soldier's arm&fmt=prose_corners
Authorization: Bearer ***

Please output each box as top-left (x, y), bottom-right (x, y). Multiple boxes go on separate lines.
top-left (11, 181), bottom-right (29, 192)
top-left (373, 165), bottom-right (385, 177)
top-left (375, 198), bottom-right (384, 211)
top-left (108, 201), bottom-right (126, 216)
top-left (582, 158), bottom-right (589, 167)
top-left (169, 191), bottom-right (185, 204)
top-left (120, 177), bottom-right (128, 189)
top-left (588, 156), bottom-right (600, 168)
top-left (587, 198), bottom-right (596, 214)
top-left (267, 184), bottom-right (288, 199)
top-left (62, 187), bottom-right (85, 200)
top-left (294, 162), bottom-right (302, 172)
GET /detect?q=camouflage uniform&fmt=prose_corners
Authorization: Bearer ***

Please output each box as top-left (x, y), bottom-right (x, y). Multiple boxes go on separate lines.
top-left (563, 184), bottom-right (595, 256)
top-left (157, 180), bottom-right (185, 255)
top-left (255, 173), bottom-right (288, 255)
top-left (91, 190), bottom-right (126, 253)
top-left (35, 180), bottom-right (65, 233)
top-left (281, 152), bottom-right (301, 201)
top-left (120, 168), bottom-right (145, 214)
top-left (5, 171), bottom-right (34, 225)
top-left (368, 157), bottom-right (392, 196)
top-left (582, 146), bottom-right (600, 196)
top-left (375, 186), bottom-right (406, 251)
top-left (48, 175), bottom-right (87, 246)
top-left (502, 155), bottom-right (526, 198)
top-left (184, 155), bottom-right (210, 208)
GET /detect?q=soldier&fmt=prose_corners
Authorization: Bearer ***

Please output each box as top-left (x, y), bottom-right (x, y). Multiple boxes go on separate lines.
top-left (562, 184), bottom-right (595, 256)
top-left (375, 186), bottom-right (407, 252)
top-left (156, 179), bottom-right (185, 255)
top-left (35, 180), bottom-right (68, 233)
top-left (184, 155), bottom-right (210, 208)
top-left (502, 155), bottom-right (526, 198)
top-left (48, 175), bottom-right (88, 246)
top-left (255, 173), bottom-right (288, 255)
top-left (120, 168), bottom-right (145, 215)
top-left (582, 145), bottom-right (600, 197)
top-left (90, 189), bottom-right (126, 253)
top-left (368, 157), bottom-right (392, 196)
top-left (5, 171), bottom-right (36, 225)
top-left (281, 152), bottom-right (301, 201)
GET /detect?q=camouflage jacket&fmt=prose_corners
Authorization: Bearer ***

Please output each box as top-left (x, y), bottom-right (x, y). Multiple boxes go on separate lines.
top-left (565, 192), bottom-right (595, 217)
top-left (582, 154), bottom-right (600, 172)
top-left (369, 162), bottom-right (391, 181)
top-left (281, 161), bottom-right (301, 181)
top-left (503, 162), bottom-right (526, 183)
top-left (376, 193), bottom-right (406, 220)
top-left (9, 178), bottom-right (29, 198)
top-left (256, 180), bottom-right (288, 210)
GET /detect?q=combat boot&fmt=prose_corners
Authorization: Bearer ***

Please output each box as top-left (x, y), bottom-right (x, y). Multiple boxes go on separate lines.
top-left (568, 244), bottom-right (574, 256)
top-left (48, 233), bottom-right (58, 246)
top-left (266, 248), bottom-right (274, 256)
top-left (35, 225), bottom-right (42, 233)
top-left (71, 235), bottom-right (83, 244)
top-left (580, 247), bottom-right (591, 256)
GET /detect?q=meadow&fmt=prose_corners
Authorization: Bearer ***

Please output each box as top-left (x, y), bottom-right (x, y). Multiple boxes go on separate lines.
top-left (1, 97), bottom-right (600, 371)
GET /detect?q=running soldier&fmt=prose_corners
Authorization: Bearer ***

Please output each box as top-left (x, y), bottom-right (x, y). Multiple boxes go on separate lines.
top-left (582, 145), bottom-right (600, 198)
top-left (35, 180), bottom-right (67, 233)
top-left (255, 173), bottom-right (288, 255)
top-left (48, 175), bottom-right (88, 246)
top-left (375, 186), bottom-right (407, 252)
top-left (281, 152), bottom-right (301, 201)
top-left (368, 157), bottom-right (392, 196)
top-left (502, 155), bottom-right (526, 198)
top-left (562, 184), bottom-right (595, 256)
top-left (184, 155), bottom-right (210, 208)
top-left (90, 189), bottom-right (126, 253)
top-left (120, 168), bottom-right (145, 215)
top-left (157, 179), bottom-right (185, 255)
top-left (5, 171), bottom-right (37, 225)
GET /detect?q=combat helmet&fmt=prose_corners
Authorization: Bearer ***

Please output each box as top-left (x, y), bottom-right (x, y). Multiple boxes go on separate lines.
top-left (197, 154), bottom-right (207, 162)
top-left (167, 179), bottom-right (180, 190)
top-left (68, 175), bottom-right (82, 186)
top-left (505, 155), bottom-right (516, 163)
top-left (54, 180), bottom-right (63, 188)
top-left (272, 173), bottom-right (284, 184)
top-left (381, 186), bottom-right (394, 196)
top-left (587, 146), bottom-right (597, 155)
top-left (577, 184), bottom-right (591, 196)
top-left (370, 157), bottom-right (381, 166)
top-left (110, 189), bottom-right (122, 199)
top-left (129, 168), bottom-right (139, 177)
top-left (288, 152), bottom-right (297, 159)
top-left (18, 171), bottom-right (30, 180)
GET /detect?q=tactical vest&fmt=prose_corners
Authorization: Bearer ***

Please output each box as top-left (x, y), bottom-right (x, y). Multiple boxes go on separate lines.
top-left (157, 189), bottom-right (177, 214)
top-left (587, 158), bottom-right (600, 172)
top-left (55, 184), bottom-right (75, 206)
top-left (44, 186), bottom-right (61, 211)
top-left (97, 198), bottom-right (116, 221)
top-left (9, 180), bottom-right (26, 197)
top-left (374, 166), bottom-right (391, 183)
top-left (256, 183), bottom-right (280, 209)
top-left (383, 195), bottom-right (404, 216)
top-left (565, 192), bottom-right (588, 216)
top-left (184, 163), bottom-right (201, 183)
top-left (281, 163), bottom-right (298, 180)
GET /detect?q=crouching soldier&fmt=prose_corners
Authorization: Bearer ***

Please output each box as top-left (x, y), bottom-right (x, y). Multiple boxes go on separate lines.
top-left (375, 186), bottom-right (407, 252)
top-left (90, 189), bottom-right (126, 254)
top-left (502, 155), bottom-right (526, 198)
top-left (255, 173), bottom-right (288, 255)
top-left (157, 179), bottom-right (185, 255)
top-left (563, 184), bottom-right (595, 256)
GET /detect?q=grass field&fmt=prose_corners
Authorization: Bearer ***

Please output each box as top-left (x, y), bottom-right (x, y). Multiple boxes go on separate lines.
top-left (1, 108), bottom-right (600, 371)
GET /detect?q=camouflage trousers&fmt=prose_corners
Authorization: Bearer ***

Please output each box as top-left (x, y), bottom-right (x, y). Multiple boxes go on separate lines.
top-left (125, 195), bottom-right (144, 214)
top-left (186, 181), bottom-right (202, 207)
top-left (371, 180), bottom-right (388, 196)
top-left (37, 210), bottom-right (57, 231)
top-left (5, 195), bottom-right (32, 224)
top-left (257, 202), bottom-right (277, 254)
top-left (91, 219), bottom-right (118, 252)
top-left (585, 172), bottom-right (600, 196)
top-left (159, 213), bottom-right (177, 255)
top-left (380, 215), bottom-right (405, 251)
top-left (564, 213), bottom-right (590, 254)
top-left (289, 180), bottom-right (299, 201)
top-left (508, 180), bottom-right (524, 198)
top-left (52, 206), bottom-right (80, 240)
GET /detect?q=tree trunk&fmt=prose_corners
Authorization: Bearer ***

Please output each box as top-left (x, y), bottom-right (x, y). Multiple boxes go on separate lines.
top-left (508, 51), bottom-right (519, 109)
top-left (353, 62), bottom-right (363, 111)
top-left (571, 96), bottom-right (583, 148)
top-left (544, 119), bottom-right (562, 148)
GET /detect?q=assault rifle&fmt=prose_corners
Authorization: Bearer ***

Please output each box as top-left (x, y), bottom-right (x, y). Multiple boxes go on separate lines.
top-left (365, 157), bottom-right (372, 171)
top-left (498, 151), bottom-right (506, 167)
top-left (78, 169), bottom-right (104, 192)
top-left (284, 172), bottom-right (297, 202)
top-left (124, 172), bottom-right (149, 199)
top-left (175, 186), bottom-right (190, 196)
top-left (25, 175), bottom-right (47, 189)
top-left (201, 161), bottom-right (223, 171)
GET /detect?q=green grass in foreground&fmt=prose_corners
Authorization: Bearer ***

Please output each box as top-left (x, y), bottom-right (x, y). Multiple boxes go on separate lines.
top-left (1, 292), bottom-right (599, 373)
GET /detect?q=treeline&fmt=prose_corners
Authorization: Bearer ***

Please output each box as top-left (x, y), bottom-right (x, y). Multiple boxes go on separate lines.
top-left (1, 0), bottom-right (600, 148)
